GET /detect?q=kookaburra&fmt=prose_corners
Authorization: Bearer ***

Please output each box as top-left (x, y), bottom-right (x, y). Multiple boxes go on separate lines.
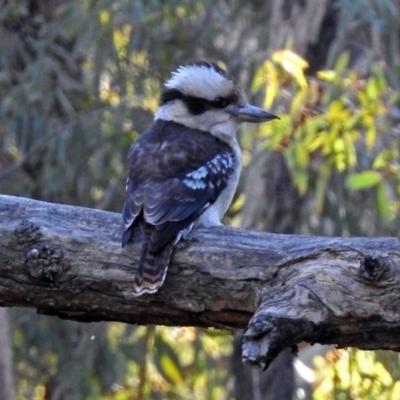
top-left (122, 61), bottom-right (278, 296)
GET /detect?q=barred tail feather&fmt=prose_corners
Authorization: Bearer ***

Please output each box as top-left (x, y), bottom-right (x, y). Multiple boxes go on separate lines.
top-left (133, 240), bottom-right (175, 296)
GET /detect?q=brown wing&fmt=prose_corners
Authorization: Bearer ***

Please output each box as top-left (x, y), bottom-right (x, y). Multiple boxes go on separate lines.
top-left (122, 119), bottom-right (236, 251)
top-left (122, 119), bottom-right (237, 296)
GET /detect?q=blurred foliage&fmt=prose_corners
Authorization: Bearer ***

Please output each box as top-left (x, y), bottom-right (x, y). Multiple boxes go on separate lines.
top-left (313, 349), bottom-right (400, 400)
top-left (253, 49), bottom-right (400, 236)
top-left (1, 0), bottom-right (400, 399)
top-left (251, 49), bottom-right (400, 399)
top-left (13, 314), bottom-right (234, 400)
top-left (331, 0), bottom-right (400, 89)
top-left (0, 1), bottom-right (270, 398)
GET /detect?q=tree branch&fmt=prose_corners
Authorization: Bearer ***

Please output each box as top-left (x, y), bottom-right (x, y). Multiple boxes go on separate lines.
top-left (1, 194), bottom-right (400, 369)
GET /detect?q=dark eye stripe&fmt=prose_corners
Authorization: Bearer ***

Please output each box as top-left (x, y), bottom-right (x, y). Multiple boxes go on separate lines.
top-left (160, 88), bottom-right (185, 105)
top-left (160, 89), bottom-right (239, 116)
top-left (184, 96), bottom-right (212, 115)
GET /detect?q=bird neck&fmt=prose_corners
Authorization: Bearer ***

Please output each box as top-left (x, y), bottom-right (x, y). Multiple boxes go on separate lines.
top-left (154, 103), bottom-right (241, 148)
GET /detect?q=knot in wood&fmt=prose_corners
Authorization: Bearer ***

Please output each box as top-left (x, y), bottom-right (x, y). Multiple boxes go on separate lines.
top-left (14, 220), bottom-right (43, 244)
top-left (25, 244), bottom-right (69, 284)
top-left (359, 255), bottom-right (390, 283)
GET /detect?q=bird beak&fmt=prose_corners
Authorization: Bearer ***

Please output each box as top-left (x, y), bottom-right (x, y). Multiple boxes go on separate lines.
top-left (226, 104), bottom-right (279, 123)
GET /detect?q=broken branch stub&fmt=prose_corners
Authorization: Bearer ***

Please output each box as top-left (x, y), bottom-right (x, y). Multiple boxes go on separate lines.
top-left (242, 250), bottom-right (400, 369)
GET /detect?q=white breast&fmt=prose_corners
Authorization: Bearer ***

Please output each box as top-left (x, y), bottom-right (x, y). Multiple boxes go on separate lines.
top-left (196, 138), bottom-right (242, 227)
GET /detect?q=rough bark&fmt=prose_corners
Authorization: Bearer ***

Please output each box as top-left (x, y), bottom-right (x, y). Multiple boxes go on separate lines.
top-left (1, 194), bottom-right (400, 368)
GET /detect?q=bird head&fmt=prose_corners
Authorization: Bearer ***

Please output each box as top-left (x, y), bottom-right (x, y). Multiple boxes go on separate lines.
top-left (155, 62), bottom-right (278, 140)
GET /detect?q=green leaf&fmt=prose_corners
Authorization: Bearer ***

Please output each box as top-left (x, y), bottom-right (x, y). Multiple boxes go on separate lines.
top-left (366, 78), bottom-right (378, 100)
top-left (153, 334), bottom-right (184, 385)
top-left (159, 353), bottom-right (184, 385)
top-left (346, 171), bottom-right (382, 190)
top-left (376, 182), bottom-right (393, 221)
top-left (334, 52), bottom-right (350, 74)
top-left (290, 87), bottom-right (309, 115)
top-left (295, 142), bottom-right (309, 169)
top-left (272, 49), bottom-right (309, 88)
top-left (293, 170), bottom-right (308, 195)
top-left (264, 81), bottom-right (279, 109)
top-left (317, 70), bottom-right (336, 82)
top-left (314, 164), bottom-right (331, 214)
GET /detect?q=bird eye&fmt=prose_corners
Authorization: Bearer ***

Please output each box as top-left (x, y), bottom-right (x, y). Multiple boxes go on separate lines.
top-left (211, 97), bottom-right (229, 109)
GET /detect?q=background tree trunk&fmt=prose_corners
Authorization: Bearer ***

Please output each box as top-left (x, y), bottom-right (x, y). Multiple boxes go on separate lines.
top-left (232, 152), bottom-right (300, 399)
top-left (0, 308), bottom-right (14, 400)
top-left (230, 0), bottom-right (342, 396)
